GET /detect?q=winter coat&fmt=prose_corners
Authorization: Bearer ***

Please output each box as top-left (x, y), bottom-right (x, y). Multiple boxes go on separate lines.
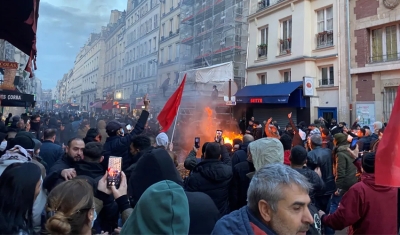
top-left (293, 166), bottom-right (325, 203)
top-left (129, 148), bottom-right (220, 234)
top-left (333, 144), bottom-right (358, 194)
top-left (322, 173), bottom-right (398, 234)
top-left (230, 160), bottom-right (255, 211)
top-left (102, 110), bottom-right (149, 171)
top-left (307, 146), bottom-right (336, 196)
top-left (185, 147), bottom-right (233, 216)
top-left (39, 140), bottom-right (64, 173)
top-left (231, 142), bottom-right (250, 168)
top-left (212, 206), bottom-right (277, 235)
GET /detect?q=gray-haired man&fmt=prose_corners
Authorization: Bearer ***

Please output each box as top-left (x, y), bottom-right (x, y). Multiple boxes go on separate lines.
top-left (212, 163), bottom-right (314, 235)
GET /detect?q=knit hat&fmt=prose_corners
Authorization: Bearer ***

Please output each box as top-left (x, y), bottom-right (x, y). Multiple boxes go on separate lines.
top-left (120, 180), bottom-right (190, 235)
top-left (12, 135), bottom-right (35, 150)
top-left (334, 133), bottom-right (348, 146)
top-left (106, 120), bottom-right (123, 134)
top-left (156, 132), bottom-right (169, 148)
top-left (362, 152), bottom-right (375, 173)
top-left (248, 137), bottom-right (284, 171)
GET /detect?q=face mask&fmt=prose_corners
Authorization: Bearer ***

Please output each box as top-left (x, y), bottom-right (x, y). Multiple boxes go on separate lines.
top-left (91, 210), bottom-right (97, 228)
top-left (0, 141), bottom-right (7, 151)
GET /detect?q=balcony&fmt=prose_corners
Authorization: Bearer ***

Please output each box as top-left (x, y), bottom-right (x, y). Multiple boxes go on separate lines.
top-left (369, 53), bottom-right (400, 64)
top-left (316, 31), bottom-right (334, 49)
top-left (279, 38), bottom-right (291, 55)
top-left (319, 78), bottom-right (334, 87)
top-left (257, 44), bottom-right (268, 57)
top-left (251, 0), bottom-right (287, 15)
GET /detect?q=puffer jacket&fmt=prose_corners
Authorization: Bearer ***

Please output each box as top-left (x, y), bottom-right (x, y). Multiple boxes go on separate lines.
top-left (307, 146), bottom-right (336, 196)
top-left (184, 147), bottom-right (232, 216)
top-left (333, 144), bottom-right (358, 194)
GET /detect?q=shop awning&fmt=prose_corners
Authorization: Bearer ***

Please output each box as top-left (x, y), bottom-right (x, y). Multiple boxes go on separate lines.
top-left (235, 81), bottom-right (306, 106)
top-left (102, 101), bottom-right (113, 110)
top-left (0, 90), bottom-right (34, 107)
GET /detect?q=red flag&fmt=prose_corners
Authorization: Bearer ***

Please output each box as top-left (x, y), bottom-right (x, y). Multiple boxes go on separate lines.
top-left (157, 75), bottom-right (186, 132)
top-left (376, 86), bottom-right (400, 186)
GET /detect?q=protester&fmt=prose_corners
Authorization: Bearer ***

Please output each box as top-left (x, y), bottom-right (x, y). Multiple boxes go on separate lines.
top-left (45, 179), bottom-right (96, 235)
top-left (212, 164), bottom-right (313, 235)
top-left (0, 162), bottom-right (42, 234)
top-left (121, 180), bottom-right (190, 235)
top-left (40, 128), bottom-right (64, 172)
top-left (320, 152), bottom-right (398, 234)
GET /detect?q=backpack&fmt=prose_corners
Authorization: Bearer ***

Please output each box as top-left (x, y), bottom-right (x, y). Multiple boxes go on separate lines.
top-left (307, 203), bottom-right (322, 235)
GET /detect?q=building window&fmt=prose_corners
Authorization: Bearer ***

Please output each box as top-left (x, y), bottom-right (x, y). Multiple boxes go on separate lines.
top-left (283, 70), bottom-right (291, 82)
top-left (383, 86), bottom-right (398, 121)
top-left (316, 6), bottom-right (334, 48)
top-left (160, 49), bottom-right (164, 63)
top-left (320, 66), bottom-right (334, 86)
top-left (168, 45), bottom-right (172, 61)
top-left (170, 19), bottom-right (173, 34)
top-left (154, 14), bottom-right (158, 28)
top-left (280, 18), bottom-right (292, 54)
top-left (176, 43), bottom-right (180, 59)
top-left (258, 27), bottom-right (268, 57)
top-left (259, 74), bottom-right (266, 84)
top-left (370, 25), bottom-right (399, 63)
top-left (162, 23), bottom-right (165, 37)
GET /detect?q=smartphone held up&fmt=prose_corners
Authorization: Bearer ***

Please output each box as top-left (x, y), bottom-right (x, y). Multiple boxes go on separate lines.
top-left (194, 137), bottom-right (200, 149)
top-left (107, 156), bottom-right (122, 188)
top-left (215, 130), bottom-right (223, 143)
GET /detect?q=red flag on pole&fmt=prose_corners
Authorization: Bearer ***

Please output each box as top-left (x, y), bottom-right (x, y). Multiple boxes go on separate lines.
top-left (157, 74), bottom-right (186, 132)
top-left (376, 86), bottom-right (400, 187)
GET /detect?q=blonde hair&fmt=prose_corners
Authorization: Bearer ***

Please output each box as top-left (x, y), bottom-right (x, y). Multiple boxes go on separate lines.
top-left (45, 179), bottom-right (94, 235)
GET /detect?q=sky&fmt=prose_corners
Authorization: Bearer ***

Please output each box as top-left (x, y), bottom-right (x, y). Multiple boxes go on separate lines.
top-left (35, 0), bottom-right (126, 89)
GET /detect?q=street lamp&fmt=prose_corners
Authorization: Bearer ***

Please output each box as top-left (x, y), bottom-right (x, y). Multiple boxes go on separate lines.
top-left (115, 91), bottom-right (122, 100)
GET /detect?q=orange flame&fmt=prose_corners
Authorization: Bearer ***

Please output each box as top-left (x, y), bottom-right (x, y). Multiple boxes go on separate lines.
top-left (205, 107), bottom-right (213, 117)
top-left (224, 133), bottom-right (243, 145)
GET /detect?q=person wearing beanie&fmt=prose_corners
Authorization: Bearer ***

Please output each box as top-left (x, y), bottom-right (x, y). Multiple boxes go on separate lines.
top-left (155, 132), bottom-right (169, 149)
top-left (320, 152), bottom-right (398, 234)
top-left (121, 180), bottom-right (190, 235)
top-left (307, 134), bottom-right (336, 212)
top-left (324, 133), bottom-right (358, 234)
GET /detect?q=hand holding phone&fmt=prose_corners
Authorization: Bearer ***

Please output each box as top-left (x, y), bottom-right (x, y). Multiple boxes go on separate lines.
top-left (215, 130), bottom-right (223, 143)
top-left (194, 137), bottom-right (200, 149)
top-left (126, 124), bottom-right (132, 131)
top-left (107, 157), bottom-right (122, 188)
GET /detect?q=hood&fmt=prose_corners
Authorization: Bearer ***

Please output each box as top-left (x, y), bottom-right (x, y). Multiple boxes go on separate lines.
top-left (156, 132), bottom-right (169, 148)
top-left (97, 120), bottom-right (106, 129)
top-left (336, 144), bottom-right (350, 153)
top-left (130, 148), bottom-right (183, 206)
top-left (195, 160), bottom-right (232, 182)
top-left (239, 142), bottom-right (250, 152)
top-left (121, 180), bottom-right (190, 235)
top-left (75, 161), bottom-right (104, 179)
top-left (249, 138), bottom-right (284, 171)
top-left (362, 173), bottom-right (395, 192)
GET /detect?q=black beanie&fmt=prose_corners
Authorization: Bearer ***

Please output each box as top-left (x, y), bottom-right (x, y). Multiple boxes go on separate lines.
top-left (362, 152), bottom-right (375, 173)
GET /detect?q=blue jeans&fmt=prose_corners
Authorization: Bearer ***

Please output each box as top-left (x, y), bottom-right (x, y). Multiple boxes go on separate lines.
top-left (324, 194), bottom-right (343, 235)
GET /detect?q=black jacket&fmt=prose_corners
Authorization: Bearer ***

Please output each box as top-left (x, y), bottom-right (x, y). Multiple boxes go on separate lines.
top-left (231, 142), bottom-right (250, 168)
top-left (129, 148), bottom-right (220, 235)
top-left (40, 140), bottom-right (64, 173)
top-left (230, 160), bottom-right (255, 211)
top-left (185, 155), bottom-right (233, 216)
top-left (293, 166), bottom-right (325, 203)
top-left (357, 136), bottom-right (372, 152)
top-left (102, 110), bottom-right (149, 171)
top-left (43, 154), bottom-right (75, 192)
top-left (307, 147), bottom-right (336, 196)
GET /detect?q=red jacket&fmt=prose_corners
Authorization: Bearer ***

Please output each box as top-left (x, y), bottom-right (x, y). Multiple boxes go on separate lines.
top-left (322, 173), bottom-right (398, 234)
top-left (284, 150), bottom-right (291, 166)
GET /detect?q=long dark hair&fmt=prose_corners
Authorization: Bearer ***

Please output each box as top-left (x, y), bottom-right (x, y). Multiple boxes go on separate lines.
top-left (0, 162), bottom-right (41, 234)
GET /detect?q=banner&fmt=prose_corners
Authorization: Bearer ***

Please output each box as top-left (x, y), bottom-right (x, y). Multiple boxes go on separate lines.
top-left (0, 61), bottom-right (18, 90)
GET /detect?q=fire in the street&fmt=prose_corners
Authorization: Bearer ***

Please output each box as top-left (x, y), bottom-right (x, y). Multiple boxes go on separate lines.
top-left (224, 133), bottom-right (243, 145)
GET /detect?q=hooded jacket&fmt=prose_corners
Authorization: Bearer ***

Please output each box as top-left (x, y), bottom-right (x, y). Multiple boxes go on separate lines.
top-left (121, 180), bottom-right (190, 235)
top-left (129, 148), bottom-right (220, 234)
top-left (333, 144), bottom-right (358, 194)
top-left (97, 120), bottom-right (108, 144)
top-left (249, 138), bottom-right (284, 172)
top-left (184, 146), bottom-right (233, 216)
top-left (231, 142), bottom-right (250, 167)
top-left (322, 173), bottom-right (398, 234)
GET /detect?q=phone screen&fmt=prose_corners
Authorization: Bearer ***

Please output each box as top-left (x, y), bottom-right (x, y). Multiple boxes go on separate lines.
top-left (194, 137), bottom-right (200, 148)
top-left (350, 139), bottom-right (358, 150)
top-left (215, 130), bottom-right (223, 143)
top-left (126, 124), bottom-right (132, 130)
top-left (107, 157), bottom-right (122, 188)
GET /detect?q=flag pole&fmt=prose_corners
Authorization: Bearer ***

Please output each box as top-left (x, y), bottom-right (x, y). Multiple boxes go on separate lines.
top-left (170, 105), bottom-right (180, 145)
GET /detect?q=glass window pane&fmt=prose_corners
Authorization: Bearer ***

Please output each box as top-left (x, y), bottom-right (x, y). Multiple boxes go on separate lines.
top-left (322, 68), bottom-right (328, 80)
top-left (386, 26), bottom-right (398, 60)
top-left (372, 29), bottom-right (383, 62)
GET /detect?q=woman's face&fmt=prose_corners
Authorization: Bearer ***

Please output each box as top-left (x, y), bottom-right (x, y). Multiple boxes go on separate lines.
top-left (34, 178), bottom-right (42, 201)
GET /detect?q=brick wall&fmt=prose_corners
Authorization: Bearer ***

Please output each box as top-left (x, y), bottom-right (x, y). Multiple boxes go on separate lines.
top-left (354, 29), bottom-right (369, 67)
top-left (356, 73), bottom-right (375, 101)
top-left (354, 0), bottom-right (379, 20)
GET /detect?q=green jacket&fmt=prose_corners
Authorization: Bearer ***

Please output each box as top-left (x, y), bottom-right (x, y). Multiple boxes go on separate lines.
top-left (120, 180), bottom-right (190, 235)
top-left (333, 144), bottom-right (358, 194)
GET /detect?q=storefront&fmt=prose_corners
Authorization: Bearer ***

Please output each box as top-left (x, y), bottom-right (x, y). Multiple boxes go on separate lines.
top-left (0, 90), bottom-right (35, 108)
top-left (234, 81), bottom-right (310, 126)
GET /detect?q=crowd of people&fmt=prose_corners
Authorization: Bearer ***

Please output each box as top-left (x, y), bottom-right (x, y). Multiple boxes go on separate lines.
top-left (0, 96), bottom-right (397, 235)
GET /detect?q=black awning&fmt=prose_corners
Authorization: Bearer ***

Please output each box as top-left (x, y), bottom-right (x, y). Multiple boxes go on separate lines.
top-left (0, 90), bottom-right (34, 107)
